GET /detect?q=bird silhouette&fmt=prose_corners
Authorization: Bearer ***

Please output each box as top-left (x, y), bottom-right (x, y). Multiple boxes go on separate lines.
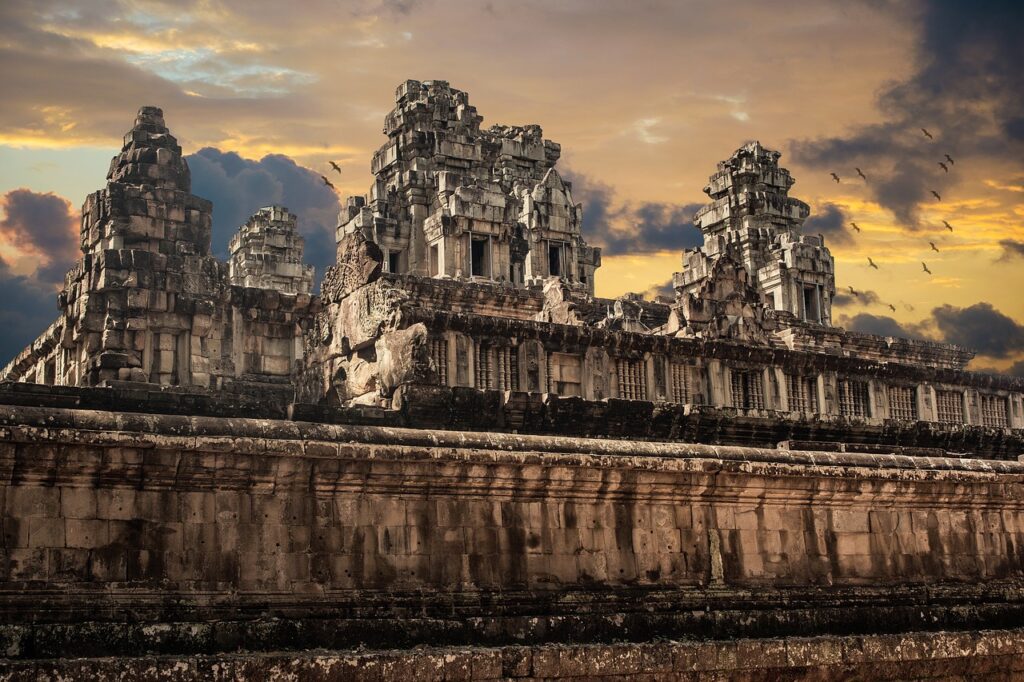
top-left (868, 257), bottom-right (879, 269)
top-left (848, 286), bottom-right (859, 297)
top-left (888, 303), bottom-right (897, 312)
top-left (830, 172), bottom-right (840, 183)
top-left (944, 154), bottom-right (955, 165)
top-left (943, 220), bottom-right (953, 232)
top-left (930, 190), bottom-right (942, 201)
top-left (922, 262), bottom-right (932, 275)
top-left (929, 242), bottom-right (940, 252)
top-left (850, 222), bottom-right (861, 233)
top-left (921, 128), bottom-right (933, 140)
top-left (856, 167), bottom-right (867, 180)
top-left (938, 161), bottom-right (949, 173)
top-left (321, 175), bottom-right (335, 189)
top-left (329, 161), bottom-right (342, 174)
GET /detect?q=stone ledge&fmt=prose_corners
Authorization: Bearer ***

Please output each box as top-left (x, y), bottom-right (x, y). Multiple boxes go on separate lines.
top-left (3, 628), bottom-right (1023, 680)
top-left (2, 402), bottom-right (1024, 479)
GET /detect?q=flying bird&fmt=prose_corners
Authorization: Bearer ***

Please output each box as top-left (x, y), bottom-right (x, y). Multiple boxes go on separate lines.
top-left (848, 286), bottom-right (859, 297)
top-left (830, 172), bottom-right (840, 183)
top-left (856, 167), bottom-right (867, 180)
top-left (922, 262), bottom-right (932, 275)
top-left (320, 175), bottom-right (335, 189)
top-left (930, 190), bottom-right (942, 201)
top-left (329, 161), bottom-right (342, 174)
top-left (921, 128), bottom-right (933, 140)
top-left (867, 257), bottom-right (879, 269)
top-left (938, 161), bottom-right (949, 173)
top-left (943, 220), bottom-right (953, 232)
top-left (888, 303), bottom-right (897, 312)
top-left (929, 242), bottom-right (940, 252)
top-left (850, 222), bottom-right (861, 233)
top-left (944, 154), bottom-right (955, 165)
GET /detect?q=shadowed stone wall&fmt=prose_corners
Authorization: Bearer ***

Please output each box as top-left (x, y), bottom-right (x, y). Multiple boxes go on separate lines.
top-left (2, 403), bottom-right (1024, 659)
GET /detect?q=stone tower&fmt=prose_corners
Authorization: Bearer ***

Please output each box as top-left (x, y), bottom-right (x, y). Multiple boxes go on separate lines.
top-left (228, 205), bottom-right (315, 295)
top-left (60, 106), bottom-right (227, 386)
top-left (674, 141), bottom-right (835, 325)
top-left (339, 80), bottom-right (601, 294)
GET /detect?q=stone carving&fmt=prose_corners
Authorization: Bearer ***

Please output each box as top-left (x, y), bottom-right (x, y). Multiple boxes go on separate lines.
top-left (321, 230), bottom-right (384, 303)
top-left (375, 323), bottom-right (432, 396)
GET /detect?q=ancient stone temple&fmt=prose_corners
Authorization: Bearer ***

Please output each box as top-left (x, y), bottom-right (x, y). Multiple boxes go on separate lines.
top-left (2, 86), bottom-right (1024, 679)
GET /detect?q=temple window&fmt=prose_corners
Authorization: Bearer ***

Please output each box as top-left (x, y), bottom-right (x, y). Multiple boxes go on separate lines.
top-left (429, 337), bottom-right (449, 385)
top-left (838, 379), bottom-right (870, 418)
top-left (935, 390), bottom-right (964, 423)
top-left (786, 374), bottom-right (819, 414)
top-left (981, 395), bottom-right (1009, 427)
top-left (548, 242), bottom-right (562, 277)
top-left (471, 236), bottom-right (490, 277)
top-left (474, 340), bottom-right (493, 390)
top-left (888, 386), bottom-right (918, 420)
top-left (617, 358), bottom-right (646, 400)
top-left (730, 370), bottom-right (764, 410)
top-left (670, 362), bottom-right (691, 403)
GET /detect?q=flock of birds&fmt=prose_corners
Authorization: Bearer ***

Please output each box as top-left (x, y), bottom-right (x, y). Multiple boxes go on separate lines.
top-left (320, 161), bottom-right (343, 189)
top-left (832, 127), bottom-right (958, 309)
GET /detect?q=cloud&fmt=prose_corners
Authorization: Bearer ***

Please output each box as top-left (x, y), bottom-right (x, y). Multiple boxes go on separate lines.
top-left (565, 171), bottom-right (704, 256)
top-left (841, 301), bottom-right (1024, 367)
top-left (838, 312), bottom-right (920, 338)
top-left (186, 148), bottom-right (340, 282)
top-left (644, 278), bottom-right (675, 301)
top-left (803, 201), bottom-right (853, 247)
top-left (997, 239), bottom-right (1024, 261)
top-left (790, 0), bottom-right (1024, 228)
top-left (0, 188), bottom-right (79, 285)
top-left (833, 288), bottom-right (882, 308)
top-left (0, 256), bottom-right (61, 365)
top-left (930, 302), bottom-right (1024, 358)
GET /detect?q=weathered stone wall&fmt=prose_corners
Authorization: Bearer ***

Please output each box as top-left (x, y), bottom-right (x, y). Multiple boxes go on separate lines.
top-left (2, 402), bottom-right (1024, 658)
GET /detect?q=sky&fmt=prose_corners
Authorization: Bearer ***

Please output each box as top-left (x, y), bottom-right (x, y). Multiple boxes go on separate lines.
top-left (0, 0), bottom-right (1022, 373)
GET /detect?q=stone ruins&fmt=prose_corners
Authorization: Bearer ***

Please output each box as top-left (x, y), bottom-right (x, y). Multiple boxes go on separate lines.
top-left (2, 80), bottom-right (1024, 677)
top-left (5, 83), bottom-right (1023, 441)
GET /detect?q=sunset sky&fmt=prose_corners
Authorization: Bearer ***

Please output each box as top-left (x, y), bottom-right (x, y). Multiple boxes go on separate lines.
top-left (1, 0), bottom-right (1022, 372)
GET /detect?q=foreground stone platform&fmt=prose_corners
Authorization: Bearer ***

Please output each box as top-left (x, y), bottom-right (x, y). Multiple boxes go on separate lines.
top-left (3, 629), bottom-right (1024, 680)
top-left (2, 399), bottom-right (1024, 663)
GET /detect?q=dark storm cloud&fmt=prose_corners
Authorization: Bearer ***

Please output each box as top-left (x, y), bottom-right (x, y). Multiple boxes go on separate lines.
top-left (842, 301), bottom-right (1024, 366)
top-left (839, 313), bottom-right (919, 338)
top-left (565, 171), bottom-right (704, 256)
top-left (187, 148), bottom-right (340, 280)
top-left (931, 302), bottom-right (1024, 358)
top-left (804, 202), bottom-right (854, 247)
top-left (0, 256), bottom-right (61, 365)
top-left (997, 239), bottom-right (1024, 261)
top-left (791, 0), bottom-right (1024, 228)
top-left (833, 288), bottom-right (882, 308)
top-left (644, 278), bottom-right (675, 301)
top-left (0, 189), bottom-right (80, 285)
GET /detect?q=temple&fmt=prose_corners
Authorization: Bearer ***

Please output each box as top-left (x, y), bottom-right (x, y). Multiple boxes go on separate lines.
top-left (2, 81), bottom-right (1024, 677)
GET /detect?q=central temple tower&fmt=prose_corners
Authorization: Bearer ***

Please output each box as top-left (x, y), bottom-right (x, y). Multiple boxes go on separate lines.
top-left (338, 80), bottom-right (601, 294)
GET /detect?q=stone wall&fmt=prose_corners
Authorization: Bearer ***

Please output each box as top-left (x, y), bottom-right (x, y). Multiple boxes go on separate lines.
top-left (2, 402), bottom-right (1024, 658)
